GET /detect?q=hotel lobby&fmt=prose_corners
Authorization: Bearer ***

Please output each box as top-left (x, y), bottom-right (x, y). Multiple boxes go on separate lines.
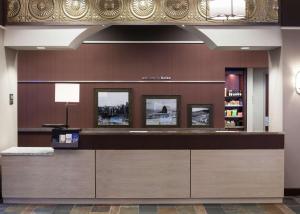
top-left (0, 0), bottom-right (300, 213)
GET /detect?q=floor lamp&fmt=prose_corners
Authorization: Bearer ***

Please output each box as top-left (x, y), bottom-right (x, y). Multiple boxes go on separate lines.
top-left (55, 83), bottom-right (80, 128)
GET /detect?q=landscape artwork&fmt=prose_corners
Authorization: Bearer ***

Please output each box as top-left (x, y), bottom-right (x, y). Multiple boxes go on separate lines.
top-left (144, 96), bottom-right (180, 127)
top-left (96, 89), bottom-right (131, 127)
top-left (188, 104), bottom-right (213, 128)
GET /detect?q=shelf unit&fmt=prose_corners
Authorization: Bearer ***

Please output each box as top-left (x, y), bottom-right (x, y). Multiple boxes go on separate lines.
top-left (224, 69), bottom-right (246, 131)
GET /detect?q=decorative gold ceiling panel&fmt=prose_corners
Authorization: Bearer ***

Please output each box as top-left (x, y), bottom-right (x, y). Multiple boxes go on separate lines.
top-left (6, 0), bottom-right (279, 25)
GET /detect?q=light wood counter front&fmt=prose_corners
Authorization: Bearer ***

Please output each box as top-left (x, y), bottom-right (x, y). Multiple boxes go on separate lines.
top-left (2, 150), bottom-right (95, 199)
top-left (96, 150), bottom-right (190, 199)
top-left (191, 150), bottom-right (284, 198)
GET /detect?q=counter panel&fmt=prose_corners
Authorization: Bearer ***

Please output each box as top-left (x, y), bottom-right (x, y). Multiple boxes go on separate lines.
top-left (96, 150), bottom-right (190, 198)
top-left (191, 150), bottom-right (284, 198)
top-left (2, 150), bottom-right (95, 198)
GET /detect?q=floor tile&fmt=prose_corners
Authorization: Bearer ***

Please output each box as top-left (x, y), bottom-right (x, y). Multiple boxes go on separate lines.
top-left (221, 204), bottom-right (264, 214)
top-left (139, 205), bottom-right (157, 214)
top-left (53, 204), bottom-right (74, 214)
top-left (33, 205), bottom-right (56, 213)
top-left (119, 206), bottom-right (138, 214)
top-left (91, 205), bottom-right (111, 213)
top-left (157, 206), bottom-right (177, 214)
top-left (176, 205), bottom-right (196, 214)
top-left (109, 206), bottom-right (120, 214)
top-left (204, 207), bottom-right (225, 214)
top-left (285, 198), bottom-right (300, 206)
top-left (286, 205), bottom-right (300, 214)
top-left (193, 205), bottom-right (207, 214)
top-left (70, 205), bottom-right (93, 214)
top-left (4, 204), bottom-right (27, 213)
top-left (258, 204), bottom-right (286, 214)
top-left (275, 204), bottom-right (296, 214)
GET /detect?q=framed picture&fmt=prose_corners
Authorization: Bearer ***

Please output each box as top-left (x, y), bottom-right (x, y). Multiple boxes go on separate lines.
top-left (187, 104), bottom-right (213, 128)
top-left (95, 88), bottom-right (132, 127)
top-left (143, 95), bottom-right (180, 128)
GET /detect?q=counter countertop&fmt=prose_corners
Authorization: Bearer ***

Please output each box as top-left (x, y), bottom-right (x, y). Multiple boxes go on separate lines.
top-left (1, 147), bottom-right (54, 156)
top-left (18, 128), bottom-right (284, 135)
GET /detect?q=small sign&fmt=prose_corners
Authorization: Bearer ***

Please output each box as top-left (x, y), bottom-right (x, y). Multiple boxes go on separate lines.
top-left (142, 76), bottom-right (172, 81)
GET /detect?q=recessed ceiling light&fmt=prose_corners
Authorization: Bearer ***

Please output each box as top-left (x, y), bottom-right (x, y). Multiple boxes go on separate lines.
top-left (181, 25), bottom-right (185, 27)
top-left (36, 47), bottom-right (46, 50)
top-left (240, 47), bottom-right (250, 50)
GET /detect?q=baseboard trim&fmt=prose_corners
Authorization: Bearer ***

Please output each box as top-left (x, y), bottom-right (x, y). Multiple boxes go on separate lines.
top-left (285, 188), bottom-right (300, 196)
top-left (3, 198), bottom-right (283, 205)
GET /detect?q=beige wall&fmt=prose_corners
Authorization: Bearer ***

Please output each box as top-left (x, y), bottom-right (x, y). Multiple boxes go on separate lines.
top-left (0, 29), bottom-right (18, 152)
top-left (268, 48), bottom-right (283, 132)
top-left (281, 29), bottom-right (300, 188)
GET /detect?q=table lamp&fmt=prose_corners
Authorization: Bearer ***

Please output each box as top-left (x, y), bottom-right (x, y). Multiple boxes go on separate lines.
top-left (55, 83), bottom-right (80, 128)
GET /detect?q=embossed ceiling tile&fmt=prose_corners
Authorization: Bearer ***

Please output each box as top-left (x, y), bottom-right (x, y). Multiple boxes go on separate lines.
top-left (164, 0), bottom-right (189, 20)
top-left (8, 0), bottom-right (22, 18)
top-left (130, 0), bottom-right (157, 19)
top-left (28, 0), bottom-right (55, 20)
top-left (246, 0), bottom-right (257, 19)
top-left (197, 0), bottom-right (206, 19)
top-left (94, 0), bottom-right (123, 19)
top-left (62, 0), bottom-right (90, 19)
top-left (267, 0), bottom-right (278, 21)
top-left (5, 0), bottom-right (279, 24)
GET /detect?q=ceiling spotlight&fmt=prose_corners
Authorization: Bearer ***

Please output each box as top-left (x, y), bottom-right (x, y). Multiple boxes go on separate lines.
top-left (36, 46), bottom-right (46, 50)
top-left (240, 47), bottom-right (250, 50)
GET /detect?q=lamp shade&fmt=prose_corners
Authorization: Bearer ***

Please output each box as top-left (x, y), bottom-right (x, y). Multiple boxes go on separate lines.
top-left (55, 83), bottom-right (80, 103)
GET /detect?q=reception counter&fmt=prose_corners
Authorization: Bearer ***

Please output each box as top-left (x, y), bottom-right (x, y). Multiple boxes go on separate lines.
top-left (2, 129), bottom-right (284, 204)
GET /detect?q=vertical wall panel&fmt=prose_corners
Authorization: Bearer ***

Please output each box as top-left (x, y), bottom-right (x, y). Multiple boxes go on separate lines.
top-left (18, 44), bottom-right (268, 129)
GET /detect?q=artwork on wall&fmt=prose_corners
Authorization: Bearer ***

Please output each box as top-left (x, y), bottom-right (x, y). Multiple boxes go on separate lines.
top-left (95, 89), bottom-right (132, 127)
top-left (143, 95), bottom-right (181, 127)
top-left (187, 104), bottom-right (213, 128)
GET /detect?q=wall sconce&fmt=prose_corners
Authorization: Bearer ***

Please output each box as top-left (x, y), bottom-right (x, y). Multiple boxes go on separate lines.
top-left (295, 72), bottom-right (300, 94)
top-left (206, 0), bottom-right (246, 20)
top-left (55, 83), bottom-right (80, 128)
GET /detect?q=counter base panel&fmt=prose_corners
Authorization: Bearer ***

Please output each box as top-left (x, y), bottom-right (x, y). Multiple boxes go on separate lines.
top-left (3, 198), bottom-right (283, 205)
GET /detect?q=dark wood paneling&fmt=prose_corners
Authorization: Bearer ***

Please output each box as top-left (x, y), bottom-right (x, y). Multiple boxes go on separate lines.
top-left (18, 83), bottom-right (225, 128)
top-left (79, 133), bottom-right (284, 150)
top-left (284, 188), bottom-right (300, 196)
top-left (18, 44), bottom-right (268, 129)
top-left (18, 44), bottom-right (268, 81)
top-left (0, 0), bottom-right (4, 26)
top-left (281, 0), bottom-right (300, 26)
top-left (18, 133), bottom-right (52, 147)
top-left (18, 130), bottom-right (284, 149)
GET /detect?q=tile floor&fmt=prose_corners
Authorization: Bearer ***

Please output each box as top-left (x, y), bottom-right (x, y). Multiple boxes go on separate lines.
top-left (1, 197), bottom-right (300, 214)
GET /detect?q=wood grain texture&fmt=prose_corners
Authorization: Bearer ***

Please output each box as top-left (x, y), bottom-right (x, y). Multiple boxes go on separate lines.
top-left (18, 44), bottom-right (268, 129)
top-left (280, 0), bottom-right (300, 26)
top-left (191, 150), bottom-right (284, 198)
top-left (18, 44), bottom-right (268, 81)
top-left (2, 150), bottom-right (95, 198)
top-left (18, 132), bottom-right (51, 147)
top-left (96, 150), bottom-right (190, 198)
top-left (18, 83), bottom-right (225, 128)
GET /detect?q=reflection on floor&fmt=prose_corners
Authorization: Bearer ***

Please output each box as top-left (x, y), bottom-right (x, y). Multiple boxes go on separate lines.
top-left (1, 197), bottom-right (300, 214)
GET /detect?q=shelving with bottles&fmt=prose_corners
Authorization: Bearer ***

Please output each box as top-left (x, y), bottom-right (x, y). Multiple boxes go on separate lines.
top-left (224, 69), bottom-right (246, 130)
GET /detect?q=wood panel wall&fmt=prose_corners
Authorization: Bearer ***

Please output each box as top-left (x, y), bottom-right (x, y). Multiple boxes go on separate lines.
top-left (280, 0), bottom-right (300, 26)
top-left (18, 44), bottom-right (268, 128)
